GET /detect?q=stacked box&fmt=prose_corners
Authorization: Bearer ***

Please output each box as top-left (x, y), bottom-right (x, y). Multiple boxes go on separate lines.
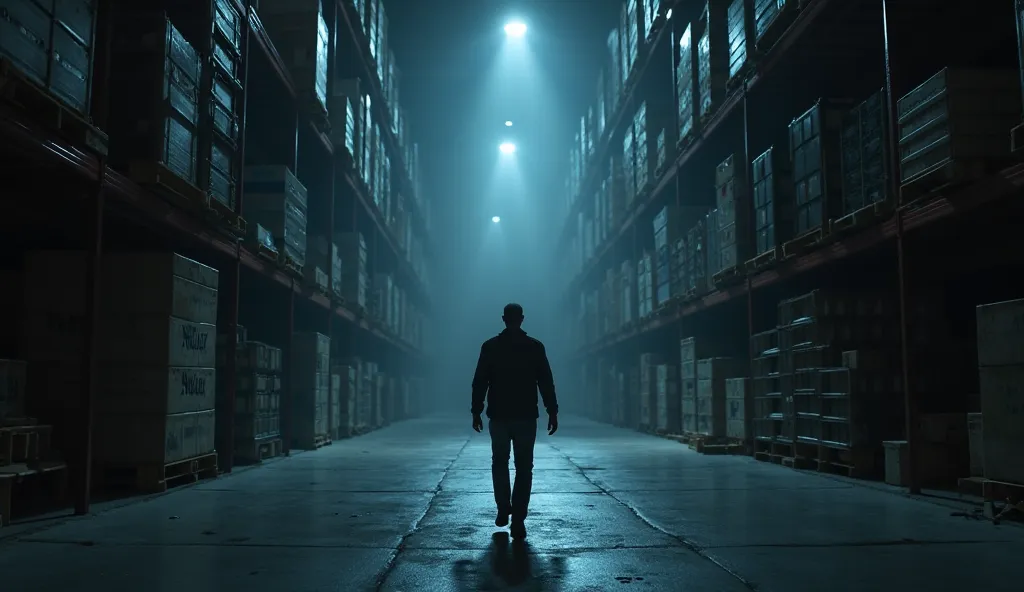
top-left (679, 337), bottom-right (699, 433)
top-left (789, 99), bottom-right (850, 237)
top-left (638, 353), bottom-right (661, 431)
top-left (373, 370), bottom-right (387, 427)
top-left (715, 154), bottom-right (751, 272)
top-left (677, 22), bottom-right (698, 144)
top-left (653, 205), bottom-right (683, 306)
top-left (0, 360), bottom-right (27, 421)
top-left (336, 232), bottom-right (368, 309)
top-left (359, 98), bottom-right (376, 190)
top-left (976, 299), bottom-right (1024, 484)
top-left (109, 14), bottom-right (201, 185)
top-left (374, 2), bottom-right (388, 95)
top-left (291, 332), bottom-right (330, 448)
top-left (727, 0), bottom-right (754, 83)
top-left (751, 146), bottom-right (792, 257)
top-left (372, 273), bottom-right (394, 328)
top-left (328, 78), bottom-right (364, 164)
top-left (607, 28), bottom-right (622, 114)
top-left (330, 364), bottom-right (356, 439)
top-left (620, 259), bottom-right (635, 327)
top-left (634, 102), bottom-right (649, 197)
top-left (705, 209), bottom-right (721, 279)
top-left (655, 363), bottom-right (680, 433)
top-left (244, 166), bottom-right (309, 267)
top-left (696, 357), bottom-right (747, 437)
top-left (897, 68), bottom-right (1021, 188)
top-left (685, 218), bottom-right (706, 294)
top-left (623, 0), bottom-right (639, 84)
top-left (623, 126), bottom-right (636, 206)
top-left (2, 0), bottom-right (96, 115)
top-left (697, 0), bottom-right (729, 121)
top-left (753, 0), bottom-right (795, 47)
top-left (23, 252), bottom-right (219, 466)
top-left (725, 377), bottom-right (752, 439)
top-left (261, 0), bottom-right (330, 114)
top-left (234, 341), bottom-right (283, 457)
top-left (841, 89), bottom-right (889, 214)
top-left (670, 237), bottom-right (687, 297)
top-left (307, 236), bottom-right (342, 297)
top-left (636, 252), bottom-right (654, 318)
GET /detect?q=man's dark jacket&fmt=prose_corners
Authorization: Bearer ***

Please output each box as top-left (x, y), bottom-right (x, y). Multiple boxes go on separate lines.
top-left (471, 328), bottom-right (558, 420)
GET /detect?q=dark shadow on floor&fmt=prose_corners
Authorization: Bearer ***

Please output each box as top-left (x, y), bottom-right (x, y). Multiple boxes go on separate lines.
top-left (452, 532), bottom-right (567, 591)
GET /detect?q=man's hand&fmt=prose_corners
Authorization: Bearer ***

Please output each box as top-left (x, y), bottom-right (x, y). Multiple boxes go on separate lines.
top-left (547, 414), bottom-right (558, 435)
top-left (472, 414), bottom-right (483, 432)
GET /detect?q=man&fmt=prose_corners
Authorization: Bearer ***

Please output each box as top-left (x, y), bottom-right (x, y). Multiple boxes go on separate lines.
top-left (471, 303), bottom-right (559, 540)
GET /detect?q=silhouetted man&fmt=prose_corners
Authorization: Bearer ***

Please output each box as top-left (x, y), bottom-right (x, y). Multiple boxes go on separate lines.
top-left (472, 303), bottom-right (559, 540)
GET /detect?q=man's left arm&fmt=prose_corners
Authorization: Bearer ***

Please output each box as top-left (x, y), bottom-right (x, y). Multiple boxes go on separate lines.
top-left (471, 343), bottom-right (489, 417)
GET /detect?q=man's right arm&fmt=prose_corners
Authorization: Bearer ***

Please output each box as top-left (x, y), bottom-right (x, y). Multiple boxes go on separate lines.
top-left (536, 343), bottom-right (558, 416)
top-left (471, 343), bottom-right (489, 416)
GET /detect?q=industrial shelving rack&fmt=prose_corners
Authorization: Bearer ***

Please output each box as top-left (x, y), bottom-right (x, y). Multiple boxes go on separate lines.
top-left (557, 0), bottom-right (1024, 494)
top-left (0, 0), bottom-right (431, 517)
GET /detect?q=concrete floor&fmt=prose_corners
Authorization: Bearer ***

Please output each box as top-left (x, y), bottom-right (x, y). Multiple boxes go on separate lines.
top-left (1, 415), bottom-right (1023, 591)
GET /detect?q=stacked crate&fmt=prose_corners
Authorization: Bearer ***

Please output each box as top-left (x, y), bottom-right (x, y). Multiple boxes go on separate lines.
top-left (751, 146), bottom-right (792, 259)
top-left (696, 357), bottom-right (746, 437)
top-left (753, 0), bottom-right (796, 49)
top-left (778, 290), bottom-right (902, 464)
top-left (0, 0), bottom-right (96, 116)
top-left (634, 102), bottom-right (650, 198)
top-left (715, 154), bottom-right (750, 274)
top-left (23, 252), bottom-right (219, 469)
top-left (622, 126), bottom-right (636, 206)
top-left (841, 89), bottom-right (889, 215)
top-left (109, 14), bottom-right (201, 188)
top-left (975, 299), bottom-right (1024, 485)
top-left (697, 0), bottom-right (729, 122)
top-left (623, 0), bottom-right (640, 84)
top-left (349, 358), bottom-right (370, 432)
top-left (359, 98), bottom-right (376, 192)
top-left (244, 166), bottom-right (309, 268)
top-left (329, 78), bottom-right (365, 167)
top-left (337, 232), bottom-right (368, 311)
top-left (234, 341), bottom-right (283, 460)
top-left (308, 236), bottom-right (341, 298)
top-left (373, 369), bottom-right (387, 427)
top-left (655, 363), bottom-right (680, 433)
top-left (292, 332), bottom-right (330, 448)
top-left (620, 260), bottom-right (635, 327)
top-left (670, 236), bottom-right (687, 298)
top-left (638, 353), bottom-right (661, 431)
top-left (677, 22), bottom-right (698, 145)
top-left (789, 99), bottom-right (850, 239)
top-left (897, 68), bottom-right (1021, 193)
top-left (261, 0), bottom-right (330, 118)
top-left (607, 28), bottom-right (622, 115)
top-left (685, 218), bottom-right (706, 295)
top-left (653, 205), bottom-right (680, 307)
top-left (750, 328), bottom-right (783, 444)
top-left (679, 338), bottom-right (699, 433)
top-left (725, 377), bottom-right (752, 439)
top-left (636, 252), bottom-right (654, 318)
top-left (727, 0), bottom-right (754, 85)
top-left (372, 273), bottom-right (394, 329)
top-left (705, 209), bottom-right (721, 280)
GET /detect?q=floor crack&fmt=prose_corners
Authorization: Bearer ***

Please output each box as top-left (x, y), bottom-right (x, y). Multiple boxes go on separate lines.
top-left (372, 436), bottom-right (472, 591)
top-left (548, 443), bottom-right (759, 592)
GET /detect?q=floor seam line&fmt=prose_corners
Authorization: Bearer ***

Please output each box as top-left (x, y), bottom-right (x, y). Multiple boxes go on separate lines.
top-left (548, 443), bottom-right (760, 592)
top-left (372, 437), bottom-right (472, 591)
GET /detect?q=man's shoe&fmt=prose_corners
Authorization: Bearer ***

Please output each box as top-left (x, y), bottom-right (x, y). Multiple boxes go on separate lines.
top-left (510, 519), bottom-right (526, 540)
top-left (495, 511), bottom-right (510, 527)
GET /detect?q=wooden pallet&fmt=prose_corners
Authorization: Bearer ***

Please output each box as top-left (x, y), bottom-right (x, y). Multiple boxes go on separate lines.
top-left (815, 444), bottom-right (876, 479)
top-left (745, 247), bottom-right (780, 272)
top-left (129, 160), bottom-right (210, 212)
top-left (0, 58), bottom-right (109, 156)
top-left (279, 253), bottom-right (303, 277)
top-left (246, 241), bottom-right (279, 263)
top-left (712, 265), bottom-right (744, 287)
top-left (830, 199), bottom-right (891, 236)
top-left (899, 158), bottom-right (990, 205)
top-left (98, 452), bottom-right (218, 494)
top-left (0, 460), bottom-right (68, 527)
top-left (782, 227), bottom-right (825, 258)
top-left (0, 422), bottom-right (52, 466)
top-left (313, 434), bottom-right (332, 449)
top-left (235, 437), bottom-right (283, 465)
top-left (753, 439), bottom-right (794, 464)
top-left (207, 196), bottom-right (247, 237)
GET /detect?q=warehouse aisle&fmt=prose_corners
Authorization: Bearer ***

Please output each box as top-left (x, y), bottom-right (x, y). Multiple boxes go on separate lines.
top-left (1, 416), bottom-right (1023, 591)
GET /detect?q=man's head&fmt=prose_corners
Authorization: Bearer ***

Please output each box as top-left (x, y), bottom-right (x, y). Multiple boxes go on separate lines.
top-left (502, 303), bottom-right (525, 329)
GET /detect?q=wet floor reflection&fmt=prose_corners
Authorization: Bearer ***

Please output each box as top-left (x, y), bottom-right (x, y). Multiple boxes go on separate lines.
top-left (452, 532), bottom-right (567, 591)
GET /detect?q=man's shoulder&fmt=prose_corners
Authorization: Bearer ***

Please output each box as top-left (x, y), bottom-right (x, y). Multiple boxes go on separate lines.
top-left (482, 335), bottom-right (502, 348)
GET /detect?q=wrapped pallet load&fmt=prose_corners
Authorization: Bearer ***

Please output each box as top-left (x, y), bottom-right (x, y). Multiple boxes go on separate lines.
top-left (259, 0), bottom-right (330, 117)
top-left (292, 332), bottom-right (330, 449)
top-left (244, 165), bottom-right (309, 270)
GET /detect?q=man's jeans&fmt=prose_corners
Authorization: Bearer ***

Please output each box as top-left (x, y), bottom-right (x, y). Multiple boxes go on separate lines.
top-left (489, 418), bottom-right (538, 521)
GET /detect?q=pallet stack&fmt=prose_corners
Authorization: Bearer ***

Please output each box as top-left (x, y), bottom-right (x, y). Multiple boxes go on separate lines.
top-left (677, 22), bottom-right (698, 146)
top-left (750, 328), bottom-right (784, 446)
top-left (244, 166), bottom-right (309, 271)
top-left (337, 232), bottom-right (368, 312)
top-left (292, 332), bottom-right (330, 449)
top-left (308, 236), bottom-right (342, 298)
top-left (679, 337), bottom-right (699, 433)
top-left (787, 99), bottom-right (849, 247)
top-left (840, 88), bottom-right (889, 215)
top-left (260, 0), bottom-right (331, 122)
top-left (655, 362), bottom-right (680, 434)
top-left (714, 154), bottom-right (750, 278)
top-left (638, 353), bottom-right (661, 431)
top-left (697, 0), bottom-right (729, 123)
top-left (726, 0), bottom-right (754, 85)
top-left (725, 377), bottom-right (752, 440)
top-left (696, 357), bottom-right (746, 437)
top-left (328, 78), bottom-right (364, 168)
top-left (750, 146), bottom-right (791, 267)
top-left (233, 340), bottom-right (283, 463)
